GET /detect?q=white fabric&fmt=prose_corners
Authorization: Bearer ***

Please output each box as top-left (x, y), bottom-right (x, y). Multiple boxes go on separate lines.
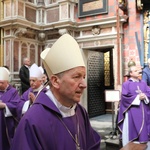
top-left (45, 89), bottom-right (76, 118)
top-left (22, 100), bottom-right (30, 114)
top-left (29, 63), bottom-right (43, 79)
top-left (32, 85), bottom-right (43, 92)
top-left (39, 66), bottom-right (44, 74)
top-left (132, 94), bottom-right (149, 105)
top-left (46, 85), bottom-right (50, 89)
top-left (0, 67), bottom-right (10, 81)
top-left (132, 95), bottom-right (140, 105)
top-left (122, 112), bottom-right (129, 146)
top-left (40, 34), bottom-right (85, 76)
top-left (5, 105), bottom-right (13, 117)
top-left (144, 97), bottom-right (149, 104)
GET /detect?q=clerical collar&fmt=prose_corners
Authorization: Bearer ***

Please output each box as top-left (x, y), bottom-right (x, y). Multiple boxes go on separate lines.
top-left (58, 102), bottom-right (76, 116)
top-left (32, 85), bottom-right (43, 92)
top-left (129, 78), bottom-right (139, 82)
top-left (46, 89), bottom-right (76, 118)
top-left (25, 65), bottom-right (30, 69)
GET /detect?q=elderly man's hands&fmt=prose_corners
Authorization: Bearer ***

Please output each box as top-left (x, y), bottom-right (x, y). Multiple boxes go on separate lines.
top-left (28, 92), bottom-right (36, 104)
top-left (0, 101), bottom-right (6, 109)
top-left (139, 93), bottom-right (146, 100)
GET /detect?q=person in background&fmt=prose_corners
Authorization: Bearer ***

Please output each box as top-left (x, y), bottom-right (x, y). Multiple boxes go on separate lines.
top-left (0, 67), bottom-right (20, 150)
top-left (11, 34), bottom-right (101, 150)
top-left (118, 65), bottom-right (150, 147)
top-left (18, 63), bottom-right (47, 116)
top-left (142, 58), bottom-right (150, 86)
top-left (39, 66), bottom-right (50, 89)
top-left (19, 57), bottom-right (31, 94)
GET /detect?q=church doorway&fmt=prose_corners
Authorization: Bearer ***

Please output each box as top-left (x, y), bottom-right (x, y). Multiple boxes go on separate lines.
top-left (87, 48), bottom-right (114, 118)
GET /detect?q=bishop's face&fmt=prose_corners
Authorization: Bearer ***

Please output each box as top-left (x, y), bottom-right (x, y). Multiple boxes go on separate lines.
top-left (51, 66), bottom-right (87, 107)
top-left (29, 77), bottom-right (42, 90)
top-left (0, 80), bottom-right (8, 91)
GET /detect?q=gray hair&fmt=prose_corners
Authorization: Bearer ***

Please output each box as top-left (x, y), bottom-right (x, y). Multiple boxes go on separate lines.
top-left (23, 57), bottom-right (29, 62)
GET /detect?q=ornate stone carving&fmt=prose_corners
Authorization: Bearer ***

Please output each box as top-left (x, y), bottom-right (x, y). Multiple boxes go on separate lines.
top-left (38, 32), bottom-right (46, 41)
top-left (137, 0), bottom-right (143, 10)
top-left (14, 27), bottom-right (27, 38)
top-left (58, 29), bottom-right (69, 35)
top-left (92, 26), bottom-right (100, 35)
top-left (94, 41), bottom-right (100, 46)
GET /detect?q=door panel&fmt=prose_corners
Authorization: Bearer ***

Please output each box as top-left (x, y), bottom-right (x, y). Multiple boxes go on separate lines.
top-left (88, 51), bottom-right (105, 118)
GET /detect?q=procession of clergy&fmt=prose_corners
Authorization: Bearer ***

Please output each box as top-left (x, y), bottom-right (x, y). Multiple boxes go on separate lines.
top-left (0, 34), bottom-right (101, 150)
top-left (1, 33), bottom-right (150, 150)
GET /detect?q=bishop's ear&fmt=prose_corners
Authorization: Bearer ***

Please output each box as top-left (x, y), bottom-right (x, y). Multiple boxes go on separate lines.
top-left (50, 75), bottom-right (60, 89)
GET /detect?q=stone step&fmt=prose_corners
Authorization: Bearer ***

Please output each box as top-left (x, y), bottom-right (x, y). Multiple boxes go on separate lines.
top-left (105, 138), bottom-right (121, 150)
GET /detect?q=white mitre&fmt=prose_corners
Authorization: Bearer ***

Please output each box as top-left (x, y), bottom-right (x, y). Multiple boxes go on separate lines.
top-left (29, 63), bottom-right (43, 79)
top-left (0, 67), bottom-right (10, 81)
top-left (39, 66), bottom-right (44, 74)
top-left (40, 34), bottom-right (85, 76)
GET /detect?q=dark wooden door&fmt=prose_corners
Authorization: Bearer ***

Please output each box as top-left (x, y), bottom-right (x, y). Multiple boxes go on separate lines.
top-left (88, 51), bottom-right (105, 118)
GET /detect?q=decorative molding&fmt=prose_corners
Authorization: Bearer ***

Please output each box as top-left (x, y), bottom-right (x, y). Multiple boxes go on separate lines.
top-left (58, 28), bottom-right (69, 35)
top-left (92, 26), bottom-right (100, 35)
top-left (38, 32), bottom-right (46, 41)
top-left (78, 0), bottom-right (108, 18)
top-left (14, 27), bottom-right (27, 37)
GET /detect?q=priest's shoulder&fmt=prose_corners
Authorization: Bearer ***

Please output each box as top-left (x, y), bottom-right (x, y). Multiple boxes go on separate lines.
top-left (123, 79), bottom-right (131, 85)
top-left (76, 103), bottom-right (88, 116)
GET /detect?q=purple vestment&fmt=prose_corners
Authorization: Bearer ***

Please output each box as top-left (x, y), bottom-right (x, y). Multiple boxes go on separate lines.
top-left (20, 87), bottom-right (40, 102)
top-left (20, 87), bottom-right (48, 103)
top-left (118, 79), bottom-right (150, 143)
top-left (17, 87), bottom-right (47, 119)
top-left (0, 85), bottom-right (20, 150)
top-left (11, 91), bottom-right (101, 150)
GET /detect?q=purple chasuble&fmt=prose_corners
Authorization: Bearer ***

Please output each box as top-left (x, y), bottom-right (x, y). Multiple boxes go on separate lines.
top-left (17, 87), bottom-right (47, 119)
top-left (20, 87), bottom-right (40, 103)
top-left (0, 85), bottom-right (20, 150)
top-left (118, 79), bottom-right (150, 143)
top-left (11, 91), bottom-right (101, 150)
